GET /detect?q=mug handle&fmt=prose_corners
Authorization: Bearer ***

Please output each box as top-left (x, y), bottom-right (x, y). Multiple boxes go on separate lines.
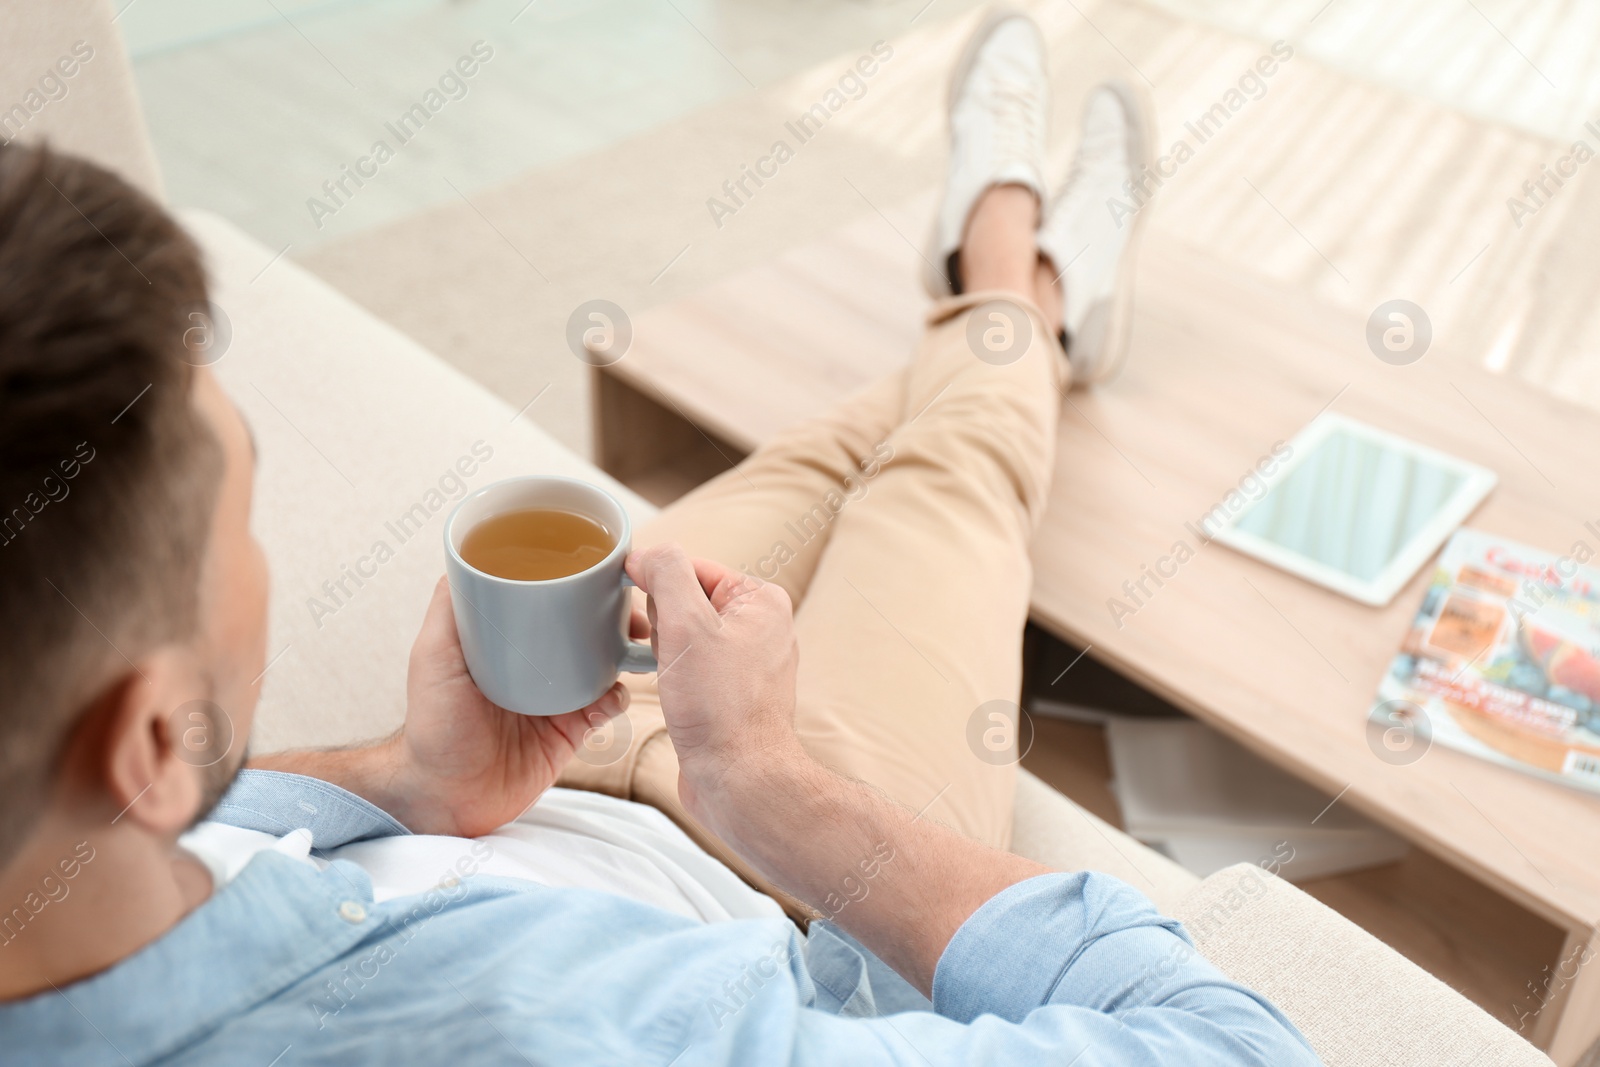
top-left (619, 573), bottom-right (657, 673)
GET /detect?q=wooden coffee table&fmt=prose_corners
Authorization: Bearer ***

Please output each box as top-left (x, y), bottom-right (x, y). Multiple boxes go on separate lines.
top-left (591, 193), bottom-right (1600, 1063)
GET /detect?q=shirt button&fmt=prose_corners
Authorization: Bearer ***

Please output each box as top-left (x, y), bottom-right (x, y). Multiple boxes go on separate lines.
top-left (338, 901), bottom-right (367, 924)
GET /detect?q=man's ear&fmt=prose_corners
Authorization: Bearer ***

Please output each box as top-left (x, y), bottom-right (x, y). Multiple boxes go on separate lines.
top-left (67, 649), bottom-right (211, 835)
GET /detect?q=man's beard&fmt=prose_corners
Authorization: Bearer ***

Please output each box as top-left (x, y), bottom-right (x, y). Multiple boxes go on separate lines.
top-left (191, 741), bottom-right (249, 828)
top-left (185, 665), bottom-right (249, 828)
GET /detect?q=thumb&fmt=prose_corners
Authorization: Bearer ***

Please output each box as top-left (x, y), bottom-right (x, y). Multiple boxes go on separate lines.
top-left (627, 545), bottom-right (715, 624)
top-left (413, 576), bottom-right (463, 660)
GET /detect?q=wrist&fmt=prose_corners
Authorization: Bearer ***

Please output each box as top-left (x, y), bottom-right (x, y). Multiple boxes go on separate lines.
top-left (355, 731), bottom-right (471, 835)
top-left (680, 740), bottom-right (842, 884)
top-left (679, 732), bottom-right (815, 820)
top-left (247, 736), bottom-right (416, 826)
top-left (351, 733), bottom-right (423, 827)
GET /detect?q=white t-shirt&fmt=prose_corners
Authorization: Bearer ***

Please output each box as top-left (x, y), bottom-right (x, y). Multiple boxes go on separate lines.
top-left (180, 787), bottom-right (785, 925)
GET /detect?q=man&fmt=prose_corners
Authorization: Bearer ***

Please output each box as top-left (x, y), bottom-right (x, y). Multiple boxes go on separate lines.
top-left (0, 12), bottom-right (1318, 1065)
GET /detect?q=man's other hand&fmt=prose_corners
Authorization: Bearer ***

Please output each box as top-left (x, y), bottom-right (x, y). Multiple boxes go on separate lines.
top-left (625, 545), bottom-right (803, 827)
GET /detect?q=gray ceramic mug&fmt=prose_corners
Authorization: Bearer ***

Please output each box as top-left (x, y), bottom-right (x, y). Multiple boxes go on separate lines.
top-left (443, 476), bottom-right (656, 716)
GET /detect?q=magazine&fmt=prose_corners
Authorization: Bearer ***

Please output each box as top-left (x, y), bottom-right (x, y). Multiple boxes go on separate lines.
top-left (1370, 527), bottom-right (1600, 793)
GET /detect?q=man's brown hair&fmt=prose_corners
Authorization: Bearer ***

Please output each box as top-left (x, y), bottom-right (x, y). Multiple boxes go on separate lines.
top-left (0, 142), bottom-right (223, 861)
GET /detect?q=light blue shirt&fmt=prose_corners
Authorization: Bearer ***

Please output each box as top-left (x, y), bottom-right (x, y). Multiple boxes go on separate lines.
top-left (2, 770), bottom-right (1320, 1065)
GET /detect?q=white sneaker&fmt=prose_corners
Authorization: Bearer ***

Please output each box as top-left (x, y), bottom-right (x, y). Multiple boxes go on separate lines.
top-left (1036, 80), bottom-right (1156, 387)
top-left (922, 9), bottom-right (1050, 300)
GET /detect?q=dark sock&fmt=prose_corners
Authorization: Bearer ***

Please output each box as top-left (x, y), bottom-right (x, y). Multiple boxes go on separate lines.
top-left (945, 250), bottom-right (963, 295)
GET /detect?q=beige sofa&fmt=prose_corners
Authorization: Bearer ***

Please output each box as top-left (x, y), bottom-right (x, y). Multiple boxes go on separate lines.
top-left (1, 3), bottom-right (1556, 1064)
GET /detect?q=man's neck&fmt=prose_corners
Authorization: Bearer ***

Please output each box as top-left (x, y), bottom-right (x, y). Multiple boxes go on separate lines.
top-left (0, 821), bottom-right (211, 1000)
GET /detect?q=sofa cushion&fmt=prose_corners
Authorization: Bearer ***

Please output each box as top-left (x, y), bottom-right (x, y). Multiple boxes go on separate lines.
top-left (1176, 863), bottom-right (1553, 1066)
top-left (188, 208), bottom-right (656, 754)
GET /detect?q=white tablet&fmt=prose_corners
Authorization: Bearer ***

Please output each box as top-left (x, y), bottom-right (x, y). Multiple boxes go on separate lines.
top-left (1205, 413), bottom-right (1496, 607)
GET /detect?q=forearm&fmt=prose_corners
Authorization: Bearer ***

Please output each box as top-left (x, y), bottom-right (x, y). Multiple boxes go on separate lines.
top-left (699, 742), bottom-right (1050, 995)
top-left (772, 788), bottom-right (1319, 1063)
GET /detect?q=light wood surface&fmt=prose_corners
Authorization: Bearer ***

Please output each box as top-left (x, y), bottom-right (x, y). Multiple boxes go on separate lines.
top-left (1030, 239), bottom-right (1600, 936)
top-left (598, 191), bottom-right (1600, 1059)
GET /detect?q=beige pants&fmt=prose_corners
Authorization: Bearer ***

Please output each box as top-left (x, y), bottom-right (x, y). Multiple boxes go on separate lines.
top-left (557, 291), bottom-right (1065, 918)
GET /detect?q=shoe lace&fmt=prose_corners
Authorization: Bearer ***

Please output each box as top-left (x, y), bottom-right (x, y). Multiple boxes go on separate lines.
top-left (1064, 98), bottom-right (1129, 192)
top-left (989, 80), bottom-right (1040, 164)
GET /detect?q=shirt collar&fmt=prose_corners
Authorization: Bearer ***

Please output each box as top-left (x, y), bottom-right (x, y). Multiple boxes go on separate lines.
top-left (0, 852), bottom-right (378, 1066)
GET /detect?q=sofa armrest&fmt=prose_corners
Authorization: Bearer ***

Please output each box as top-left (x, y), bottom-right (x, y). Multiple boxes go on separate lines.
top-left (1, 0), bottom-right (164, 200)
top-left (1175, 862), bottom-right (1554, 1067)
top-left (1009, 769), bottom-right (1198, 914)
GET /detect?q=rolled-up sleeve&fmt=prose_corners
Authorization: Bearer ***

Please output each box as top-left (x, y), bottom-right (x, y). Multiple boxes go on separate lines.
top-left (786, 872), bottom-right (1320, 1066)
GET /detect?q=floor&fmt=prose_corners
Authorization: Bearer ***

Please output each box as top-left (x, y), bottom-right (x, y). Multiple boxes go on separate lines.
top-left (127, 0), bottom-right (984, 253)
top-left (1147, 0), bottom-right (1600, 142)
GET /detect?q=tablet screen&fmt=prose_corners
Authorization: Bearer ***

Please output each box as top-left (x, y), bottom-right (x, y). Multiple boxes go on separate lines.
top-left (1232, 423), bottom-right (1469, 584)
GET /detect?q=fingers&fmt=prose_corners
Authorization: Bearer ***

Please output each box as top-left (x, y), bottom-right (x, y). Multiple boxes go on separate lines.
top-left (693, 558), bottom-right (778, 615)
top-left (413, 575), bottom-right (461, 656)
top-left (692, 557), bottom-right (749, 612)
top-left (593, 680), bottom-right (630, 720)
top-left (627, 544), bottom-right (718, 625)
top-left (547, 682), bottom-right (630, 751)
top-left (627, 545), bottom-right (786, 630)
top-left (573, 681), bottom-right (630, 726)
top-left (577, 683), bottom-right (629, 740)
top-left (628, 608), bottom-right (651, 641)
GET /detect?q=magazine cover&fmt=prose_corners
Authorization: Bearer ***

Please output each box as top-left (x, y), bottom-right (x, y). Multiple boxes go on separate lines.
top-left (1370, 527), bottom-right (1600, 793)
